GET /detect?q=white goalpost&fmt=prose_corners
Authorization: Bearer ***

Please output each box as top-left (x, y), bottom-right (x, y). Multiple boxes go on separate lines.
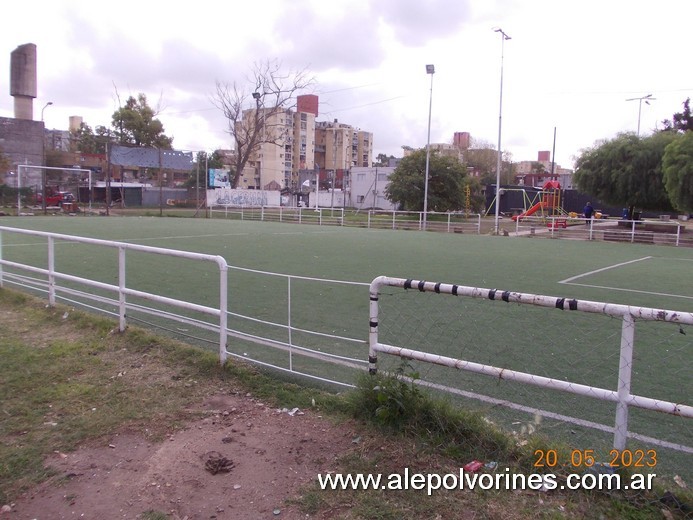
top-left (17, 164), bottom-right (93, 215)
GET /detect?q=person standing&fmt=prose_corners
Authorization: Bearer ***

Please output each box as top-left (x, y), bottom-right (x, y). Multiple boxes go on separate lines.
top-left (583, 202), bottom-right (594, 225)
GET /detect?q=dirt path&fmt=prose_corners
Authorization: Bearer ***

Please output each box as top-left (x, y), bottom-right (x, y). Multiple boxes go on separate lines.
top-left (8, 393), bottom-right (358, 520)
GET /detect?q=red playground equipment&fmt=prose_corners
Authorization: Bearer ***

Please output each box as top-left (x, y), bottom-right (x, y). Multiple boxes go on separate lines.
top-left (511, 180), bottom-right (567, 227)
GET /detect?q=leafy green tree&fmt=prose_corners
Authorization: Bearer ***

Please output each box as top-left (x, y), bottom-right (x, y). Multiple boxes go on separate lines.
top-left (0, 147), bottom-right (10, 175)
top-left (182, 151), bottom-right (225, 188)
top-left (662, 98), bottom-right (693, 133)
top-left (463, 139), bottom-right (513, 185)
top-left (385, 148), bottom-right (469, 212)
top-left (111, 93), bottom-right (173, 148)
top-left (573, 132), bottom-right (676, 213)
top-left (71, 123), bottom-right (112, 154)
top-left (530, 161), bottom-right (546, 174)
top-left (662, 131), bottom-right (693, 213)
top-left (375, 153), bottom-right (395, 167)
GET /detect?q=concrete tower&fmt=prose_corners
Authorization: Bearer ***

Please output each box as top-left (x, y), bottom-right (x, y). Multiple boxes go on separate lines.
top-left (10, 43), bottom-right (37, 120)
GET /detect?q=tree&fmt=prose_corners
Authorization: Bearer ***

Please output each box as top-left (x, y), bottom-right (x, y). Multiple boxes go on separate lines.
top-left (0, 147), bottom-right (10, 175)
top-left (385, 148), bottom-right (470, 212)
top-left (111, 93), bottom-right (173, 148)
top-left (212, 60), bottom-right (314, 188)
top-left (463, 138), bottom-right (513, 185)
top-left (662, 131), bottom-right (693, 213)
top-left (530, 161), bottom-right (546, 174)
top-left (573, 132), bottom-right (676, 213)
top-left (374, 153), bottom-right (395, 167)
top-left (662, 98), bottom-right (693, 133)
top-left (71, 123), bottom-right (112, 154)
top-left (182, 151), bottom-right (225, 188)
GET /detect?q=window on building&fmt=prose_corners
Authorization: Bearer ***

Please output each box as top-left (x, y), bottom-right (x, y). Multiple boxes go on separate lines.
top-left (357, 195), bottom-right (365, 203)
top-left (357, 173), bottom-right (366, 181)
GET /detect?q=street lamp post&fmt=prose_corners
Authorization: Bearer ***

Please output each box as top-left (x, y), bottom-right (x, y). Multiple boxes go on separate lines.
top-left (41, 102), bottom-right (53, 168)
top-left (41, 101), bottom-right (53, 122)
top-left (626, 94), bottom-right (655, 136)
top-left (493, 28), bottom-right (510, 235)
top-left (252, 92), bottom-right (262, 190)
top-left (423, 64), bottom-right (435, 230)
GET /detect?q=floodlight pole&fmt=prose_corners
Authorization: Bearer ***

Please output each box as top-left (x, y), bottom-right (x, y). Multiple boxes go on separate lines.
top-left (494, 28), bottom-right (511, 235)
top-left (423, 64), bottom-right (435, 230)
top-left (626, 94), bottom-right (655, 136)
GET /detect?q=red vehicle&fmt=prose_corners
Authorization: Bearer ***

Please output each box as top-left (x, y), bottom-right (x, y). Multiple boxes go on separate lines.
top-left (36, 190), bottom-right (75, 207)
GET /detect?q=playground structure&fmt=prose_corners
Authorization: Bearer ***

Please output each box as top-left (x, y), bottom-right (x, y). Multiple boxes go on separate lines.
top-left (511, 180), bottom-right (568, 227)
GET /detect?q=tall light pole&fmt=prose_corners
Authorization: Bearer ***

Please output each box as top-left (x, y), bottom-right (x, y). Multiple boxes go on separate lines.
top-left (423, 64), bottom-right (435, 230)
top-left (626, 94), bottom-right (655, 136)
top-left (252, 92), bottom-right (262, 190)
top-left (41, 102), bottom-right (53, 168)
top-left (41, 101), bottom-right (53, 122)
top-left (493, 28), bottom-right (510, 235)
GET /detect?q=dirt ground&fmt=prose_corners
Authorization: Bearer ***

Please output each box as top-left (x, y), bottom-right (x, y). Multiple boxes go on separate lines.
top-left (5, 393), bottom-right (359, 520)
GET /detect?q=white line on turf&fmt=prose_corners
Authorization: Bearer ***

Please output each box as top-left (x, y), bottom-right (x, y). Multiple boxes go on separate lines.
top-left (559, 282), bottom-right (693, 300)
top-left (558, 256), bottom-right (652, 284)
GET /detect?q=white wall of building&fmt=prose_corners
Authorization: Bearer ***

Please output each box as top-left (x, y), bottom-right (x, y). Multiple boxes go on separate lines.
top-left (347, 166), bottom-right (397, 210)
top-left (207, 188), bottom-right (282, 207)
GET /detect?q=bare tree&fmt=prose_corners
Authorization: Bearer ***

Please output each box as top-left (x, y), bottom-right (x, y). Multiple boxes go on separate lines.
top-left (213, 60), bottom-right (314, 188)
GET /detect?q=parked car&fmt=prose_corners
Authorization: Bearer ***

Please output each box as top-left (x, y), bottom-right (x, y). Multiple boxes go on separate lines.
top-left (36, 191), bottom-right (75, 207)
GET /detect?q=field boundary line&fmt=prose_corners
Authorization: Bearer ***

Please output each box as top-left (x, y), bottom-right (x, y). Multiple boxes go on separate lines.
top-left (557, 283), bottom-right (693, 301)
top-left (558, 256), bottom-right (652, 284)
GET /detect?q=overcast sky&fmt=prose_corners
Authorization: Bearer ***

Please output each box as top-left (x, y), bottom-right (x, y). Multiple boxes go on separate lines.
top-left (2, 0), bottom-right (692, 170)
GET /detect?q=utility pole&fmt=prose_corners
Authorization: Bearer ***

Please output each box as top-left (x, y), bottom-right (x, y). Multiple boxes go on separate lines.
top-left (493, 27), bottom-right (511, 235)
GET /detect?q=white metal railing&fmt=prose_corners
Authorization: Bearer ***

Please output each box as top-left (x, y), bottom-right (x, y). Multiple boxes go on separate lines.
top-left (0, 226), bottom-right (368, 386)
top-left (209, 206), bottom-right (482, 234)
top-left (0, 226), bottom-right (230, 363)
top-left (365, 210), bottom-right (481, 234)
top-left (368, 276), bottom-right (693, 452)
top-left (511, 216), bottom-right (689, 246)
top-left (209, 205), bottom-right (345, 226)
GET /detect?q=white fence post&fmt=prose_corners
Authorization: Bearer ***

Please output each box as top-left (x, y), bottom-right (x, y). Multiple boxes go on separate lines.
top-left (219, 263), bottom-right (228, 366)
top-left (118, 246), bottom-right (126, 332)
top-left (48, 236), bottom-right (56, 306)
top-left (614, 313), bottom-right (635, 450)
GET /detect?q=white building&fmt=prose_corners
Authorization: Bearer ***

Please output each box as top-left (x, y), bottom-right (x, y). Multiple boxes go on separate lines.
top-left (347, 166), bottom-right (397, 210)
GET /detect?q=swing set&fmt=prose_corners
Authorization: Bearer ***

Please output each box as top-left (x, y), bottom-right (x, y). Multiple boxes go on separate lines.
top-left (486, 180), bottom-right (568, 227)
top-left (511, 180), bottom-right (568, 227)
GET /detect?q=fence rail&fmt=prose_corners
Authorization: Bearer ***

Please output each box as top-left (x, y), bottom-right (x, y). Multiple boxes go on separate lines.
top-left (208, 205), bottom-right (692, 246)
top-left (0, 226), bottom-right (368, 388)
top-left (209, 205), bottom-right (482, 234)
top-left (368, 276), bottom-right (693, 453)
top-left (511, 215), bottom-right (691, 246)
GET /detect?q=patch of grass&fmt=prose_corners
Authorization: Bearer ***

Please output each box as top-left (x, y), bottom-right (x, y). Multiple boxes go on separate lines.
top-left (294, 366), bottom-right (691, 519)
top-left (0, 290), bottom-right (227, 502)
top-left (140, 511), bottom-right (170, 520)
top-left (346, 365), bottom-right (517, 465)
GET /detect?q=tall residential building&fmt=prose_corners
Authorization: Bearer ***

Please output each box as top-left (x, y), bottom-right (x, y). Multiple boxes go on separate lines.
top-left (237, 103), bottom-right (316, 190)
top-left (315, 120), bottom-right (373, 171)
top-left (236, 96), bottom-right (371, 191)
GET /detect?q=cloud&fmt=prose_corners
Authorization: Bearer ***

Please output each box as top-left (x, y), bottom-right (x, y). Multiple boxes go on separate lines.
top-left (373, 0), bottom-right (473, 46)
top-left (272, 3), bottom-right (385, 71)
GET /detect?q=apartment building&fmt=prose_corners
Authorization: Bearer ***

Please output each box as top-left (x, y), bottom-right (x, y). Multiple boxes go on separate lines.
top-left (314, 120), bottom-right (373, 171)
top-left (237, 103), bottom-right (316, 191)
top-left (236, 91), bottom-right (373, 192)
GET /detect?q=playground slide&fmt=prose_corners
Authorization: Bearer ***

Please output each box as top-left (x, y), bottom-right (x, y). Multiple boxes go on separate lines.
top-left (511, 201), bottom-right (547, 221)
